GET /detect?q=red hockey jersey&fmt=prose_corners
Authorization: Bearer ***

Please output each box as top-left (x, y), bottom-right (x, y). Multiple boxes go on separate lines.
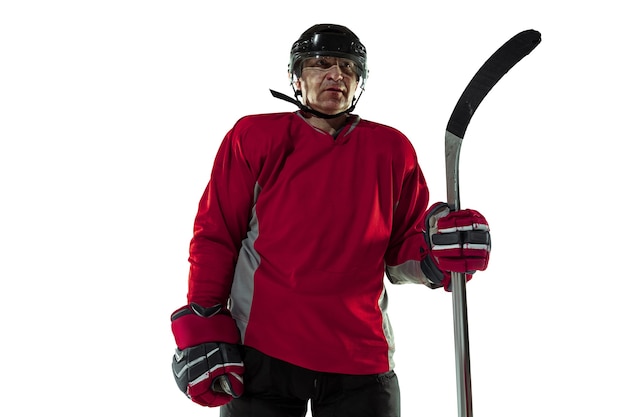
top-left (188, 112), bottom-right (433, 375)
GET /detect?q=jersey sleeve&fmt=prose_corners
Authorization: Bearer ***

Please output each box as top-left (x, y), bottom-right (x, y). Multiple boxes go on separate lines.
top-left (187, 121), bottom-right (258, 307)
top-left (384, 158), bottom-right (436, 287)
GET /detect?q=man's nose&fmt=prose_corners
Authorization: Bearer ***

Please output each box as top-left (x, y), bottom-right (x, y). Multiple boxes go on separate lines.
top-left (326, 63), bottom-right (344, 79)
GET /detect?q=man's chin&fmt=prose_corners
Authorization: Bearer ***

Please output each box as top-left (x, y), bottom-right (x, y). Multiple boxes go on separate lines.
top-left (308, 103), bottom-right (350, 116)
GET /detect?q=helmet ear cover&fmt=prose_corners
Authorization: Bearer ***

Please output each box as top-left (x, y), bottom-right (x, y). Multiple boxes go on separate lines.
top-left (289, 24), bottom-right (368, 82)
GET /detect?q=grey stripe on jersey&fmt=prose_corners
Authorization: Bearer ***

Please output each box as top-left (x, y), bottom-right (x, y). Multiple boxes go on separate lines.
top-left (230, 183), bottom-right (262, 342)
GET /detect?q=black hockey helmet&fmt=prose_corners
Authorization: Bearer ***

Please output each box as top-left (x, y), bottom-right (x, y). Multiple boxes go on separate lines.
top-left (288, 24), bottom-right (368, 82)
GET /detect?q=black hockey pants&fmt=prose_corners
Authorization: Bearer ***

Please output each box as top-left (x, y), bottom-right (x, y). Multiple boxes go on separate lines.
top-left (220, 346), bottom-right (401, 417)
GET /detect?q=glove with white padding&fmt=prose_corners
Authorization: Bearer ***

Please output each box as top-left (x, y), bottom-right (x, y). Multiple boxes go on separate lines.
top-left (171, 303), bottom-right (244, 407)
top-left (422, 202), bottom-right (491, 290)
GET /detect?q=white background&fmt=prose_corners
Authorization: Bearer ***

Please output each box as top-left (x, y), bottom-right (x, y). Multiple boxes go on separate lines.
top-left (1, 1), bottom-right (624, 416)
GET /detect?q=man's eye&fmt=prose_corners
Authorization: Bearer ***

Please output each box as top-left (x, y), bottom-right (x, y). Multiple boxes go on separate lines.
top-left (315, 59), bottom-right (332, 68)
top-left (340, 62), bottom-right (354, 70)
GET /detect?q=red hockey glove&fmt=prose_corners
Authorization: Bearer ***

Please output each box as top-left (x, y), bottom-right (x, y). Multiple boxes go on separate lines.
top-left (424, 202), bottom-right (491, 286)
top-left (171, 303), bottom-right (244, 407)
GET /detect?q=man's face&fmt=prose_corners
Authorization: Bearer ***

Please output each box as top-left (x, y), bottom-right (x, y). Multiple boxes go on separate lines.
top-left (296, 56), bottom-right (360, 115)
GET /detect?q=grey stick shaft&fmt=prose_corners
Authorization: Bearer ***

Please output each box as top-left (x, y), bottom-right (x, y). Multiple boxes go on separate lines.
top-left (451, 272), bottom-right (472, 417)
top-left (445, 131), bottom-right (473, 417)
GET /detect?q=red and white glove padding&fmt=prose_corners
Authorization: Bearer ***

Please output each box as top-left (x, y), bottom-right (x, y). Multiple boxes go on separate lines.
top-left (423, 202), bottom-right (491, 290)
top-left (171, 303), bottom-right (244, 407)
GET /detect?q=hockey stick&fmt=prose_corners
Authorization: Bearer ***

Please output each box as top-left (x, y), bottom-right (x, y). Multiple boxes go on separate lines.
top-left (444, 29), bottom-right (541, 417)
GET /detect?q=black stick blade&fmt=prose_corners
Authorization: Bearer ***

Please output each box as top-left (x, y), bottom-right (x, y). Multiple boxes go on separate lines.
top-left (446, 29), bottom-right (541, 139)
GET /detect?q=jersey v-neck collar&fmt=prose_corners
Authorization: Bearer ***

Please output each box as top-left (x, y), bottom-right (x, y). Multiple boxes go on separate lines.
top-left (295, 111), bottom-right (361, 142)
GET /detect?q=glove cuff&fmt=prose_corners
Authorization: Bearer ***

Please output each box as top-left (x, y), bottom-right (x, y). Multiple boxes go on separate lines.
top-left (420, 253), bottom-right (445, 288)
top-left (171, 304), bottom-right (241, 349)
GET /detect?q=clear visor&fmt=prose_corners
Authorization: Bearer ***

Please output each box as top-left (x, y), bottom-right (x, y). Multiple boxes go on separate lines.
top-left (301, 55), bottom-right (361, 78)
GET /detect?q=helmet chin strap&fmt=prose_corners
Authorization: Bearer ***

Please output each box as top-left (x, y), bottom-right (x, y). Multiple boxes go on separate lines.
top-left (269, 85), bottom-right (363, 119)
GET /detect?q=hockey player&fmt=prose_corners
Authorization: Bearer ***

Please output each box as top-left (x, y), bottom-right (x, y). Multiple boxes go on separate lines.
top-left (170, 23), bottom-right (491, 417)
